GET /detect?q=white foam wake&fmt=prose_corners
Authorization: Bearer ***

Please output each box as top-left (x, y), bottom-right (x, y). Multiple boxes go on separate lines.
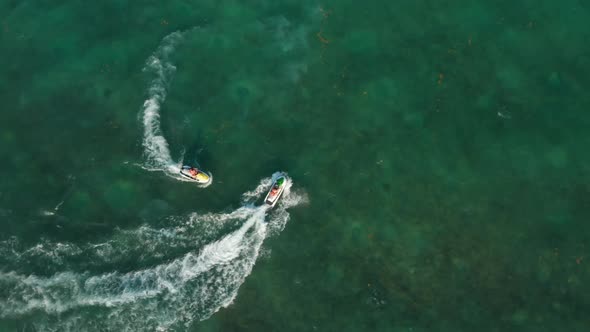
top-left (0, 175), bottom-right (305, 331)
top-left (141, 31), bottom-right (182, 171)
top-left (0, 207), bottom-right (256, 274)
top-left (140, 30), bottom-right (211, 186)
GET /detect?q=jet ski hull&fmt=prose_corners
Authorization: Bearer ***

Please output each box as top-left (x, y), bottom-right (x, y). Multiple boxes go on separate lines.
top-left (264, 174), bottom-right (287, 208)
top-left (180, 166), bottom-right (212, 184)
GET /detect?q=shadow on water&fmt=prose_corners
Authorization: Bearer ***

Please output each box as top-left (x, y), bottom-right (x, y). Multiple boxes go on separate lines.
top-left (184, 130), bottom-right (213, 168)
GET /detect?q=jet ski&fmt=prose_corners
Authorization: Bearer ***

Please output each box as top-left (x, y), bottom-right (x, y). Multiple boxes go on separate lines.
top-left (264, 173), bottom-right (287, 208)
top-left (179, 165), bottom-right (212, 184)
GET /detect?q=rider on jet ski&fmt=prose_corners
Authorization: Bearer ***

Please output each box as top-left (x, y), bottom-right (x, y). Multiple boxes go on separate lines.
top-left (188, 167), bottom-right (199, 177)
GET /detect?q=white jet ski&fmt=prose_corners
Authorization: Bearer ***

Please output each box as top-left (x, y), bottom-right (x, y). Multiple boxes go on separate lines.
top-left (179, 165), bottom-right (212, 185)
top-left (264, 173), bottom-right (287, 208)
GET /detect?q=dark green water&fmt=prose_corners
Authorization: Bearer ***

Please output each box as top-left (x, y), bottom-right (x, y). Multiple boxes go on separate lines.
top-left (1, 0), bottom-right (589, 331)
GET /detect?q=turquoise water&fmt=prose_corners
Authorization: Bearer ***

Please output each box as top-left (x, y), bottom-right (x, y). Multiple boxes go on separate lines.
top-left (1, 1), bottom-right (589, 331)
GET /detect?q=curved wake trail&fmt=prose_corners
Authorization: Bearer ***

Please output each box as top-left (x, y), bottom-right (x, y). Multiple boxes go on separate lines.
top-left (0, 176), bottom-right (306, 331)
top-left (140, 30), bottom-right (211, 185)
top-left (142, 31), bottom-right (181, 171)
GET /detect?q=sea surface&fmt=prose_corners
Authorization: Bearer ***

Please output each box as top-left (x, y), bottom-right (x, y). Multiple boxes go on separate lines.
top-left (1, 1), bottom-right (589, 331)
